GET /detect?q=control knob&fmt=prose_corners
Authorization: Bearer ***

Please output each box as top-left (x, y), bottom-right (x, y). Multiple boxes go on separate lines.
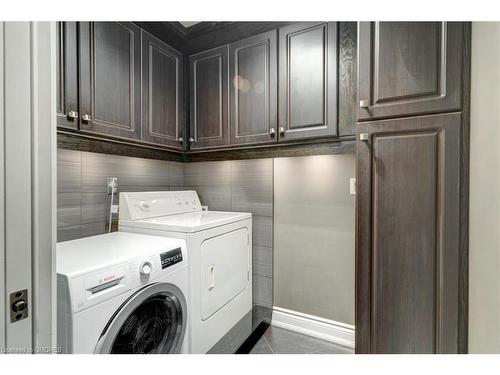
top-left (140, 261), bottom-right (153, 277)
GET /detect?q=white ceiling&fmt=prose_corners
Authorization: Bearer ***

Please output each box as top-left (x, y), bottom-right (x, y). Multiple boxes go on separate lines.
top-left (179, 22), bottom-right (201, 28)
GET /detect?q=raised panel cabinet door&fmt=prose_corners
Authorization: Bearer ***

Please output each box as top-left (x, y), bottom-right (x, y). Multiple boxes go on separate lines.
top-left (56, 22), bottom-right (79, 130)
top-left (141, 31), bottom-right (184, 150)
top-left (278, 22), bottom-right (337, 142)
top-left (189, 45), bottom-right (229, 150)
top-left (79, 22), bottom-right (141, 140)
top-left (358, 22), bottom-right (463, 121)
top-left (229, 30), bottom-right (277, 146)
top-left (356, 113), bottom-right (461, 353)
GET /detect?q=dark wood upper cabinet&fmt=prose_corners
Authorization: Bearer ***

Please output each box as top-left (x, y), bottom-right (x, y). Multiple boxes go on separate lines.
top-left (278, 22), bottom-right (338, 141)
top-left (141, 31), bottom-right (184, 149)
top-left (229, 30), bottom-right (278, 146)
top-left (356, 113), bottom-right (461, 353)
top-left (338, 22), bottom-right (357, 137)
top-left (358, 22), bottom-right (463, 121)
top-left (79, 22), bottom-right (142, 140)
top-left (189, 45), bottom-right (229, 150)
top-left (56, 22), bottom-right (79, 130)
top-left (56, 22), bottom-right (362, 152)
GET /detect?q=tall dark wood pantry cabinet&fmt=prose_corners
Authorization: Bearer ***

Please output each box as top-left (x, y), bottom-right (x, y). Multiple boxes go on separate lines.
top-left (355, 22), bottom-right (470, 354)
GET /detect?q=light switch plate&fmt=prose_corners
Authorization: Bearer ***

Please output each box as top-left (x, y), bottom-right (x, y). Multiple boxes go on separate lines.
top-left (350, 178), bottom-right (356, 195)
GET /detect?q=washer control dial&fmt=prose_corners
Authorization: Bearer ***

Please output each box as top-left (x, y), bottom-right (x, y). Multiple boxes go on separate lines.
top-left (139, 261), bottom-right (153, 276)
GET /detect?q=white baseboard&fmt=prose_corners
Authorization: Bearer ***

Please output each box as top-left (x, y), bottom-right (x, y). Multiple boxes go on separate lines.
top-left (271, 306), bottom-right (355, 349)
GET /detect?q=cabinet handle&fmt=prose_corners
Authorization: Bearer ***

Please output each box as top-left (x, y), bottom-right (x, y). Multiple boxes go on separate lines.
top-left (178, 137), bottom-right (184, 144)
top-left (359, 133), bottom-right (369, 141)
top-left (189, 137), bottom-right (194, 143)
top-left (359, 99), bottom-right (369, 108)
top-left (67, 110), bottom-right (78, 119)
top-left (82, 114), bottom-right (92, 122)
top-left (269, 128), bottom-right (276, 137)
top-left (279, 127), bottom-right (285, 136)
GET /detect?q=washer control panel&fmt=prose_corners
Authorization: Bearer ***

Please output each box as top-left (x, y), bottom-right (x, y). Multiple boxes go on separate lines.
top-left (120, 191), bottom-right (202, 220)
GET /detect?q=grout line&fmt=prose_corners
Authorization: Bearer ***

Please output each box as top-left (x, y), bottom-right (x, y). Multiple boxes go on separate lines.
top-left (262, 334), bottom-right (275, 354)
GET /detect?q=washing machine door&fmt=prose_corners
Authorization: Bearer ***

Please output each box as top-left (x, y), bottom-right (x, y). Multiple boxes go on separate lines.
top-left (94, 283), bottom-right (187, 354)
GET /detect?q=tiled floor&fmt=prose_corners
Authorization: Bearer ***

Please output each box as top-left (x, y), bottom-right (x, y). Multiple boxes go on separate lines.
top-left (249, 326), bottom-right (354, 354)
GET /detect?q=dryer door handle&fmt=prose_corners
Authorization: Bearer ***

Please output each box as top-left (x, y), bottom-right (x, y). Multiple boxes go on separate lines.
top-left (208, 265), bottom-right (215, 291)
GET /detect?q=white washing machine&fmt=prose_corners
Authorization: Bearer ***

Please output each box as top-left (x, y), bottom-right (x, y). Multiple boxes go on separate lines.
top-left (118, 191), bottom-right (252, 354)
top-left (57, 232), bottom-right (189, 354)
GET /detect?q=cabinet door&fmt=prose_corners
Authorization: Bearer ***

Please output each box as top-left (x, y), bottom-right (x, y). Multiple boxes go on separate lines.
top-left (278, 22), bottom-right (337, 141)
top-left (229, 30), bottom-right (277, 146)
top-left (56, 22), bottom-right (79, 130)
top-left (358, 22), bottom-right (463, 121)
top-left (356, 113), bottom-right (460, 353)
top-left (79, 22), bottom-right (141, 140)
top-left (141, 31), bottom-right (184, 149)
top-left (189, 46), bottom-right (229, 150)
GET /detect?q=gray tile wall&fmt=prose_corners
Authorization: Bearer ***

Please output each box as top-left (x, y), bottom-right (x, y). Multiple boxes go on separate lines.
top-left (57, 149), bottom-right (185, 242)
top-left (184, 159), bottom-right (274, 308)
top-left (57, 149), bottom-right (274, 309)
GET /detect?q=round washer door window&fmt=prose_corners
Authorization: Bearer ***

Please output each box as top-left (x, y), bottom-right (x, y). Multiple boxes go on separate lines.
top-left (95, 283), bottom-right (187, 354)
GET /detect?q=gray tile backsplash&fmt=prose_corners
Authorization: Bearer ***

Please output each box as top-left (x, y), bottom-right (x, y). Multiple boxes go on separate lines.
top-left (57, 150), bottom-right (274, 309)
top-left (189, 186), bottom-right (232, 211)
top-left (57, 149), bottom-right (185, 242)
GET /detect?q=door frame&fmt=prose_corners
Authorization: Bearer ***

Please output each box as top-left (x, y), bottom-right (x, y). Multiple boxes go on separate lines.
top-left (0, 21), bottom-right (56, 353)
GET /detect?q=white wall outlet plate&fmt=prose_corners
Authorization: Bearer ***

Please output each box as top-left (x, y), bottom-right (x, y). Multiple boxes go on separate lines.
top-left (350, 178), bottom-right (356, 195)
top-left (107, 177), bottom-right (118, 195)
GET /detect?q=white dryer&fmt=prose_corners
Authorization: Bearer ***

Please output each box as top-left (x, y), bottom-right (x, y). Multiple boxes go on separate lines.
top-left (57, 232), bottom-right (189, 354)
top-left (118, 191), bottom-right (252, 354)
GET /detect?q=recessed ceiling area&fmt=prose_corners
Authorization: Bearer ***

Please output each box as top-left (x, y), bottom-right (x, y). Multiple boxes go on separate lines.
top-left (179, 21), bottom-right (201, 28)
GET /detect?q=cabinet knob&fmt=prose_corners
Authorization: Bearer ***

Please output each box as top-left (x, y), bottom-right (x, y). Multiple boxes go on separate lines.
top-left (269, 128), bottom-right (276, 137)
top-left (189, 137), bottom-right (194, 143)
top-left (82, 114), bottom-right (92, 122)
top-left (178, 137), bottom-right (184, 143)
top-left (67, 110), bottom-right (78, 119)
top-left (279, 127), bottom-right (285, 136)
top-left (359, 99), bottom-right (369, 108)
